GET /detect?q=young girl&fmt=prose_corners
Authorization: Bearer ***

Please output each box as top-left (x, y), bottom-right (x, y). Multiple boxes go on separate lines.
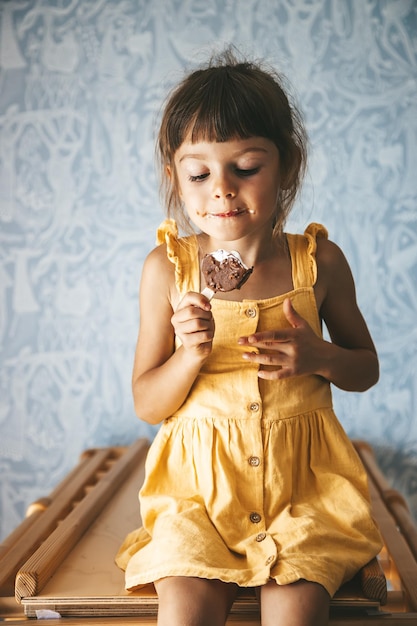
top-left (116, 49), bottom-right (383, 626)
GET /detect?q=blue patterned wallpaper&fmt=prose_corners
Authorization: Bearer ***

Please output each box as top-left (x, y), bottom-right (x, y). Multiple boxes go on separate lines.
top-left (0, 0), bottom-right (416, 540)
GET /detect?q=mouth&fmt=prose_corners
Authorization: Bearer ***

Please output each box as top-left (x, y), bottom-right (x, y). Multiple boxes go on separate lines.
top-left (204, 208), bottom-right (255, 218)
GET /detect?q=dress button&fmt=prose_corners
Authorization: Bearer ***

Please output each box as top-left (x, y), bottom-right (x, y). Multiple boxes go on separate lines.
top-left (265, 555), bottom-right (275, 565)
top-left (249, 402), bottom-right (260, 412)
top-left (248, 456), bottom-right (260, 467)
top-left (256, 532), bottom-right (267, 542)
top-left (246, 308), bottom-right (257, 318)
top-left (249, 512), bottom-right (262, 523)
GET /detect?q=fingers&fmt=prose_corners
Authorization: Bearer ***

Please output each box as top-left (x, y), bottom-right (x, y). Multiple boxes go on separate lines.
top-left (172, 308), bottom-right (213, 335)
top-left (171, 292), bottom-right (215, 354)
top-left (173, 293), bottom-right (213, 335)
top-left (283, 296), bottom-right (305, 328)
top-left (238, 329), bottom-right (293, 347)
top-left (241, 349), bottom-right (301, 380)
top-left (238, 299), bottom-right (308, 348)
top-left (176, 291), bottom-right (212, 312)
top-left (257, 367), bottom-right (292, 380)
top-left (238, 299), bottom-right (314, 379)
top-left (242, 350), bottom-right (285, 367)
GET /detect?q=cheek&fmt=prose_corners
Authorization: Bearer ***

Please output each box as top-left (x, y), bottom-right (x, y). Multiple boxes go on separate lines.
top-left (255, 181), bottom-right (278, 204)
top-left (264, 175), bottom-right (281, 201)
top-left (176, 174), bottom-right (194, 201)
top-left (180, 184), bottom-right (204, 206)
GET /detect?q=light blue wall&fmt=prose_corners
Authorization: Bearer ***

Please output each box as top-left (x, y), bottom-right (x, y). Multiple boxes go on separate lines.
top-left (0, 0), bottom-right (416, 540)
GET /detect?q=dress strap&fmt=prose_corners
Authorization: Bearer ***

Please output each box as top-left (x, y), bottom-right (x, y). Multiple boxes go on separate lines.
top-left (156, 219), bottom-right (200, 296)
top-left (286, 223), bottom-right (328, 289)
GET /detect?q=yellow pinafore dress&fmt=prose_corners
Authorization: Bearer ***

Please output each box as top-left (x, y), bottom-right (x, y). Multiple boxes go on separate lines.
top-left (116, 220), bottom-right (382, 597)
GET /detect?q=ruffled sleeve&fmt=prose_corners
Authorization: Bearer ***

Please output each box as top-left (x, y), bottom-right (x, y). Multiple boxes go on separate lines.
top-left (304, 223), bottom-right (328, 286)
top-left (156, 218), bottom-right (180, 267)
top-left (286, 223), bottom-right (328, 289)
top-left (156, 219), bottom-right (200, 296)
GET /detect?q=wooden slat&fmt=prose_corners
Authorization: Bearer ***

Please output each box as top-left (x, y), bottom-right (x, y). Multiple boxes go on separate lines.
top-left (14, 438), bottom-right (149, 601)
top-left (4, 612), bottom-right (417, 625)
top-left (0, 447), bottom-right (116, 595)
top-left (354, 441), bottom-right (417, 612)
top-left (354, 440), bottom-right (417, 562)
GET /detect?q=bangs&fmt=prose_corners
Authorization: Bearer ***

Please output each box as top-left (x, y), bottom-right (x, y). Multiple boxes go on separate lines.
top-left (189, 70), bottom-right (271, 143)
top-left (162, 64), bottom-right (282, 157)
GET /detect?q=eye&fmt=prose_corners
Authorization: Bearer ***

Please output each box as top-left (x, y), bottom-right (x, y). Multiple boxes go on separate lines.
top-left (188, 173), bottom-right (209, 182)
top-left (236, 167), bottom-right (260, 177)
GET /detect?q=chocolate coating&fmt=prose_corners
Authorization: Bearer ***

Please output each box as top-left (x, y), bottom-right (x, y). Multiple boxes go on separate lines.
top-left (202, 252), bottom-right (253, 293)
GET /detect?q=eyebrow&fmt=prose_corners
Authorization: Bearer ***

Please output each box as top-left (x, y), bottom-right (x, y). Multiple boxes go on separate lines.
top-left (178, 146), bottom-right (269, 163)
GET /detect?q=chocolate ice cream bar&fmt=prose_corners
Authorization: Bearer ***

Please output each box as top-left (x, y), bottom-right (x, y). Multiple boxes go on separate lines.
top-left (201, 249), bottom-right (253, 300)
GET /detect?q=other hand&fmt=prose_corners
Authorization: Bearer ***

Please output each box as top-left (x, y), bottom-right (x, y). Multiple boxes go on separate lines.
top-left (238, 298), bottom-right (324, 380)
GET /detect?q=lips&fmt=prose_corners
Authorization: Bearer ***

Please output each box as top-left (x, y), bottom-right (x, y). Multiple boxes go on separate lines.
top-left (206, 208), bottom-right (252, 218)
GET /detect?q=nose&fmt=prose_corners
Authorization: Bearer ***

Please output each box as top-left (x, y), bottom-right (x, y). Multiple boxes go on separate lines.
top-left (212, 170), bottom-right (237, 199)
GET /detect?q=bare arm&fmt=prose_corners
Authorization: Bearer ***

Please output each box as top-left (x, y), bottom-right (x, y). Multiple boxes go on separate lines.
top-left (238, 239), bottom-right (379, 392)
top-left (314, 238), bottom-right (379, 390)
top-left (132, 244), bottom-right (215, 424)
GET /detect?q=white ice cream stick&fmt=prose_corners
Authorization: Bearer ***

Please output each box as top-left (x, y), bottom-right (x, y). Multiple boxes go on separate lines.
top-left (201, 286), bottom-right (215, 300)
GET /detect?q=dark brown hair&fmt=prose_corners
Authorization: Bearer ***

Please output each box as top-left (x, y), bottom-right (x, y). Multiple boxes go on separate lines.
top-left (158, 48), bottom-right (308, 235)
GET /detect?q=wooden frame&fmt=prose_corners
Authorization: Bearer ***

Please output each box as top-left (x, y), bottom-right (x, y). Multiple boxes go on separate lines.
top-left (0, 438), bottom-right (416, 625)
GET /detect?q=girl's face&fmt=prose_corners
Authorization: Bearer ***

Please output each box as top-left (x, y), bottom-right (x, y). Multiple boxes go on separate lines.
top-left (172, 136), bottom-right (281, 244)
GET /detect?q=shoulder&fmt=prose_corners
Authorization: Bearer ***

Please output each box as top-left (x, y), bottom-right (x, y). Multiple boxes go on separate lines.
top-left (316, 235), bottom-right (347, 265)
top-left (144, 241), bottom-right (172, 268)
top-left (313, 235), bottom-right (356, 313)
top-left (315, 236), bottom-right (352, 280)
top-left (140, 243), bottom-right (177, 308)
top-left (142, 242), bottom-right (174, 281)
top-left (292, 222), bottom-right (349, 272)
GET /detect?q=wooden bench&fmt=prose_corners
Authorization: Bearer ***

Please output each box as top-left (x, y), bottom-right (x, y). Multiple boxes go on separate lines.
top-left (1, 438), bottom-right (416, 625)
